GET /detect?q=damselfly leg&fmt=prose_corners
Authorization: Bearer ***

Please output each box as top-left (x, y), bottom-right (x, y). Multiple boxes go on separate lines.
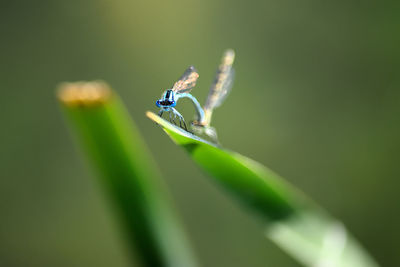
top-left (171, 108), bottom-right (187, 131)
top-left (169, 111), bottom-right (177, 125)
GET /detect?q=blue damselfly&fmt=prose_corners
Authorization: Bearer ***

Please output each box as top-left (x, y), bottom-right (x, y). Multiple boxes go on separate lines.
top-left (156, 66), bottom-right (204, 130)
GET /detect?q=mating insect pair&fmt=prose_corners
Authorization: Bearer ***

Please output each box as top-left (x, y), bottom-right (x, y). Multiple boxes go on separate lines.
top-left (155, 49), bottom-right (235, 141)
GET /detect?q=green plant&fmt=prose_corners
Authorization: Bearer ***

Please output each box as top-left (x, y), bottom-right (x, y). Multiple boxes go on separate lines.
top-left (58, 81), bottom-right (379, 267)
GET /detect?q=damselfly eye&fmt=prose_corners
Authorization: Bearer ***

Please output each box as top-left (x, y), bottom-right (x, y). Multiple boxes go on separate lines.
top-left (155, 100), bottom-right (160, 107)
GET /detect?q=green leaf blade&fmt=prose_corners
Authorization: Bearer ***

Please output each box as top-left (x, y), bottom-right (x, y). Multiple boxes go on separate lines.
top-left (147, 111), bottom-right (379, 267)
top-left (58, 83), bottom-right (198, 267)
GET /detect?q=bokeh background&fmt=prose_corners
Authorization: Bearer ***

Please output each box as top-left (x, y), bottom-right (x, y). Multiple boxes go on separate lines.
top-left (1, 0), bottom-right (400, 266)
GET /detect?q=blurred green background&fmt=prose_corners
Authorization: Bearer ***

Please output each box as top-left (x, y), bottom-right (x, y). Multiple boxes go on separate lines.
top-left (1, 0), bottom-right (399, 266)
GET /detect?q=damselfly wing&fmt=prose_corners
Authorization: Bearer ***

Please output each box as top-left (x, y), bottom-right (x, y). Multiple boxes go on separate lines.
top-left (172, 66), bottom-right (199, 93)
top-left (197, 49), bottom-right (235, 127)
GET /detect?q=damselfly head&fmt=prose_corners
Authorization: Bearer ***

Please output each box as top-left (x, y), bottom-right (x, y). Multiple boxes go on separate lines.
top-left (156, 89), bottom-right (176, 107)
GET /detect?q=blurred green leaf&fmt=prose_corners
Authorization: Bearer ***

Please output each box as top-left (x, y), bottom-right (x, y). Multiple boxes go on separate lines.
top-left (147, 111), bottom-right (379, 267)
top-left (58, 82), bottom-right (198, 267)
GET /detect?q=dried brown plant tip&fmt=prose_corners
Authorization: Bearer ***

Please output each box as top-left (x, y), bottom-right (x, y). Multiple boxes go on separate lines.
top-left (57, 81), bottom-right (112, 107)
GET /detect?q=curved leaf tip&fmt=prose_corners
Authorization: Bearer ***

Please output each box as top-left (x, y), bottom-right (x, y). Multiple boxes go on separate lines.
top-left (146, 111), bottom-right (217, 147)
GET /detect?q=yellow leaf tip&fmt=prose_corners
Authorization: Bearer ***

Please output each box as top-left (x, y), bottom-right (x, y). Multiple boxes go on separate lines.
top-left (57, 80), bottom-right (112, 107)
